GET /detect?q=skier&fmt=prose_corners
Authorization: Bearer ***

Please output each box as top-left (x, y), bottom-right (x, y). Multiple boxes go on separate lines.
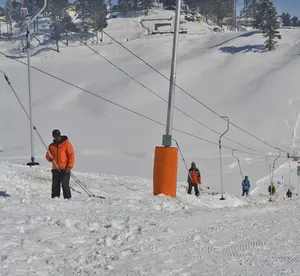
top-left (187, 162), bottom-right (201, 197)
top-left (286, 189), bottom-right (292, 198)
top-left (241, 176), bottom-right (251, 196)
top-left (46, 129), bottom-right (75, 199)
top-left (268, 182), bottom-right (276, 196)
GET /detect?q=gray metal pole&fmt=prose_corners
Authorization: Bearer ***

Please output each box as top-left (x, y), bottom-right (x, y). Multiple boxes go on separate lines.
top-left (163, 0), bottom-right (182, 148)
top-left (26, 0), bottom-right (47, 166)
top-left (232, 150), bottom-right (243, 180)
top-left (297, 175), bottom-right (300, 196)
top-left (271, 148), bottom-right (281, 183)
top-left (288, 158), bottom-right (291, 186)
top-left (219, 116), bottom-right (229, 200)
top-left (234, 0), bottom-right (237, 31)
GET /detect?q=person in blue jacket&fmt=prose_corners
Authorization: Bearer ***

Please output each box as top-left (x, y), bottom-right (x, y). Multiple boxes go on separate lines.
top-left (242, 176), bottom-right (251, 196)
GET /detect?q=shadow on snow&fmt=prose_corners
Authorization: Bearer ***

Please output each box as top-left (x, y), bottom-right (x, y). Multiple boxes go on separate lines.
top-left (219, 44), bottom-right (264, 54)
top-left (0, 191), bottom-right (10, 197)
top-left (208, 30), bottom-right (258, 49)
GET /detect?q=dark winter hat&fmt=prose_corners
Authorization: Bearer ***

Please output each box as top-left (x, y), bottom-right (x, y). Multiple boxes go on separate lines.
top-left (52, 129), bottom-right (61, 138)
top-left (191, 162), bottom-right (196, 167)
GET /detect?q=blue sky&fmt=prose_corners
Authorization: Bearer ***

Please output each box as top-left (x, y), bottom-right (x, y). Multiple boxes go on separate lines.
top-left (0, 0), bottom-right (300, 17)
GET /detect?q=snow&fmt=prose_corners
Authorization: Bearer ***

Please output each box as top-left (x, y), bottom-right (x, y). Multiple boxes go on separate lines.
top-left (2, 11), bottom-right (300, 273)
top-left (1, 18), bottom-right (300, 196)
top-left (0, 162), bottom-right (299, 275)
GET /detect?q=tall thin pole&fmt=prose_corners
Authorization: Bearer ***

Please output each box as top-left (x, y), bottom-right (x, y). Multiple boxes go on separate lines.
top-left (26, 0), bottom-right (47, 166)
top-left (288, 158), bottom-right (291, 186)
top-left (297, 162), bottom-right (300, 195)
top-left (297, 175), bottom-right (299, 196)
top-left (234, 0), bottom-right (237, 31)
top-left (163, 0), bottom-right (182, 148)
top-left (219, 116), bottom-right (229, 200)
top-left (232, 150), bottom-right (243, 180)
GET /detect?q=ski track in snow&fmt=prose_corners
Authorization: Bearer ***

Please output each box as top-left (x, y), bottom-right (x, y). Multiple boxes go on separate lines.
top-left (1, 163), bottom-right (300, 275)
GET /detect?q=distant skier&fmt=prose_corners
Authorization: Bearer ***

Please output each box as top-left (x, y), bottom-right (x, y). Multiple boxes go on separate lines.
top-left (187, 162), bottom-right (201, 197)
top-left (241, 176), bottom-right (251, 196)
top-left (268, 182), bottom-right (276, 196)
top-left (46, 129), bottom-right (75, 199)
top-left (286, 189), bottom-right (292, 198)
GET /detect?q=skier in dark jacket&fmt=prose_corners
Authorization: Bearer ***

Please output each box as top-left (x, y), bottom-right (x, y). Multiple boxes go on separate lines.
top-left (46, 129), bottom-right (75, 199)
top-left (286, 189), bottom-right (292, 198)
top-left (187, 162), bottom-right (201, 197)
top-left (242, 176), bottom-right (250, 196)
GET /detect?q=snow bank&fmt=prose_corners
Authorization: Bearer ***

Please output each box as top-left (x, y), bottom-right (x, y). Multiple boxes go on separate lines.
top-left (252, 159), bottom-right (299, 196)
top-left (104, 17), bottom-right (146, 42)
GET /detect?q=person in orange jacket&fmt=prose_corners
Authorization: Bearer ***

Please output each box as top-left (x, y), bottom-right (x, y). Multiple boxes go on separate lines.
top-left (46, 129), bottom-right (74, 199)
top-left (187, 162), bottom-right (201, 197)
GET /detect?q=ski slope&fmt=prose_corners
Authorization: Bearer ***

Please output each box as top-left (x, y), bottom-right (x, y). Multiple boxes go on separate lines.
top-left (1, 162), bottom-right (299, 275)
top-left (1, 26), bottom-right (300, 195)
top-left (2, 13), bottom-right (300, 275)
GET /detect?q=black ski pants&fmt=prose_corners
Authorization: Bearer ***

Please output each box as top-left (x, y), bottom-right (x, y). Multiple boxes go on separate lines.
top-left (51, 169), bottom-right (71, 199)
top-left (188, 183), bottom-right (199, 196)
top-left (242, 189), bottom-right (249, 196)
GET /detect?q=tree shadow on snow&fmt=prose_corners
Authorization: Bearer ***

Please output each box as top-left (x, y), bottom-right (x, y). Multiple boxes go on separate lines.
top-left (238, 31), bottom-right (258, 37)
top-left (208, 30), bottom-right (258, 49)
top-left (219, 44), bottom-right (264, 54)
top-left (0, 191), bottom-right (9, 197)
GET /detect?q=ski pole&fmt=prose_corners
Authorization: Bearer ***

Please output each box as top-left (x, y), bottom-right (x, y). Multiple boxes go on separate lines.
top-left (1, 71), bottom-right (105, 199)
top-left (70, 172), bottom-right (105, 199)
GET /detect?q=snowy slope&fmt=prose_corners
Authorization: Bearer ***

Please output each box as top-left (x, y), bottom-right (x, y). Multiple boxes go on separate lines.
top-left (1, 21), bottom-right (300, 196)
top-left (1, 162), bottom-right (299, 275)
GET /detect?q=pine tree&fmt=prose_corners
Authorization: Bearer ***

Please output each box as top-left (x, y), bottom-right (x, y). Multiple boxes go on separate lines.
top-left (4, 0), bottom-right (13, 36)
top-left (86, 0), bottom-right (107, 43)
top-left (213, 0), bottom-right (234, 26)
top-left (48, 0), bottom-right (68, 52)
top-left (28, 0), bottom-right (45, 34)
top-left (241, 0), bottom-right (258, 19)
top-left (281, 12), bottom-right (291, 26)
top-left (255, 0), bottom-right (281, 51)
top-left (60, 14), bottom-right (78, 45)
top-left (141, 0), bottom-right (153, 15)
top-left (291, 16), bottom-right (299, 27)
top-left (118, 0), bottom-right (131, 16)
top-left (75, 0), bottom-right (89, 30)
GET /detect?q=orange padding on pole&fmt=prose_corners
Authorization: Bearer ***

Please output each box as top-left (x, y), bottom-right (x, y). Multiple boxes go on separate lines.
top-left (153, 146), bottom-right (178, 198)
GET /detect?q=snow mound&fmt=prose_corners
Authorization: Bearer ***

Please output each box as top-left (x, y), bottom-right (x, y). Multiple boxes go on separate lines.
top-left (252, 160), bottom-right (299, 196)
top-left (104, 17), bottom-right (147, 42)
top-left (0, 162), bottom-right (252, 210)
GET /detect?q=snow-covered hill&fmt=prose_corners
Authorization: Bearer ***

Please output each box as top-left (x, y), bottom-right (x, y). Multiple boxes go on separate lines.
top-left (1, 25), bottom-right (300, 196)
top-left (2, 11), bottom-right (300, 274)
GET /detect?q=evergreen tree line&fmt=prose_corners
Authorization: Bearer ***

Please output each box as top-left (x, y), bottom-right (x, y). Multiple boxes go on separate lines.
top-left (3, 0), bottom-right (108, 51)
top-left (178, 0), bottom-right (235, 26)
top-left (2, 0), bottom-right (284, 52)
top-left (281, 13), bottom-right (300, 27)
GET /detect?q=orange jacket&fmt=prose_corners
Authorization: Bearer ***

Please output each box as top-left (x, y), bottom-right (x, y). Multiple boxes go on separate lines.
top-left (46, 136), bottom-right (74, 170)
top-left (188, 167), bottom-right (201, 184)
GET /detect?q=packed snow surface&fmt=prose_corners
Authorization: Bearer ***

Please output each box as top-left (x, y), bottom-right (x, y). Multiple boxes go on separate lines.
top-left (1, 162), bottom-right (300, 276)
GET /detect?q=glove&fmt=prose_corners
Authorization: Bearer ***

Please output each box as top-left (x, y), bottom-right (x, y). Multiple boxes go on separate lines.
top-left (65, 168), bottom-right (71, 173)
top-left (49, 157), bottom-right (53, 162)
